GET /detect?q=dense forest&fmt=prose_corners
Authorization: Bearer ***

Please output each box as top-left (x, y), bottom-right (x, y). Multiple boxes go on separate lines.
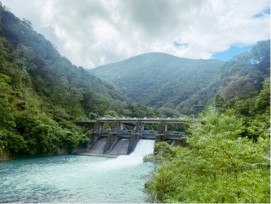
top-left (90, 53), bottom-right (223, 115)
top-left (0, 4), bottom-right (163, 158)
top-left (144, 40), bottom-right (270, 202)
top-left (91, 42), bottom-right (270, 116)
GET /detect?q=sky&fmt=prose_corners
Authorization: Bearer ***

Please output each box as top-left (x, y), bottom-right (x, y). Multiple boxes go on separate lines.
top-left (1, 0), bottom-right (270, 68)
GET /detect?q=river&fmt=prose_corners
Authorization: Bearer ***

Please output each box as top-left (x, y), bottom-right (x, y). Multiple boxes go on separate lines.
top-left (0, 140), bottom-right (155, 203)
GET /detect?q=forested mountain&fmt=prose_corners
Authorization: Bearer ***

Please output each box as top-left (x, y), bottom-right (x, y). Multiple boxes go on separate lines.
top-left (144, 41), bottom-right (270, 203)
top-left (90, 53), bottom-right (223, 114)
top-left (0, 1), bottom-right (269, 161)
top-left (90, 42), bottom-right (270, 115)
top-left (0, 4), bottom-right (161, 157)
top-left (217, 40), bottom-right (270, 103)
top-left (0, 2), bottom-right (270, 202)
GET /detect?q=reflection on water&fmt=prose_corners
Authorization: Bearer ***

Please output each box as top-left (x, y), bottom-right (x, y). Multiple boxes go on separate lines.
top-left (0, 140), bottom-right (154, 203)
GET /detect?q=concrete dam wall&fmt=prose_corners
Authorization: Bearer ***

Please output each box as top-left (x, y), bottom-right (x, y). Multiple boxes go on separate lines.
top-left (78, 137), bottom-right (133, 157)
top-left (75, 117), bottom-right (186, 157)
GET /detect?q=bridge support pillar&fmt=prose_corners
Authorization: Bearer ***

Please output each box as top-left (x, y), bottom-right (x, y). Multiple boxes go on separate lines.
top-left (87, 122), bottom-right (104, 150)
top-left (95, 122), bottom-right (104, 138)
top-left (103, 122), bottom-right (122, 153)
top-left (158, 123), bottom-right (167, 141)
top-left (127, 122), bottom-right (142, 154)
top-left (120, 123), bottom-right (124, 131)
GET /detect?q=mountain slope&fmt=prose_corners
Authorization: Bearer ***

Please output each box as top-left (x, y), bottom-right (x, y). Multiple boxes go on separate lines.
top-left (90, 53), bottom-right (223, 114)
top-left (0, 5), bottom-right (130, 117)
top-left (0, 4), bottom-right (160, 158)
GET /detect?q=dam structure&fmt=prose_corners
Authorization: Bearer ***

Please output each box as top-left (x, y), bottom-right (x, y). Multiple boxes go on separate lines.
top-left (75, 118), bottom-right (186, 157)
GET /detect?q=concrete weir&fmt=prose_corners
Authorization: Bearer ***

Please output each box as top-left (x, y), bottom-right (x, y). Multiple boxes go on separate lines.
top-left (107, 139), bottom-right (129, 156)
top-left (87, 138), bottom-right (107, 155)
top-left (75, 117), bottom-right (186, 157)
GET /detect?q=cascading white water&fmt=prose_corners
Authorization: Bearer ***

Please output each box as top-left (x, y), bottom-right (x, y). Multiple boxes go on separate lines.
top-left (94, 139), bottom-right (155, 171)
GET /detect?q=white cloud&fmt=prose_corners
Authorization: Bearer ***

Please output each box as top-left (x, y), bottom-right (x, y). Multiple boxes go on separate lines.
top-left (1, 0), bottom-right (270, 68)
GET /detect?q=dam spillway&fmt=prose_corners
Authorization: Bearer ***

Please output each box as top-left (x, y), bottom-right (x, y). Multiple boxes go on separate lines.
top-left (87, 138), bottom-right (107, 155)
top-left (78, 137), bottom-right (132, 157)
top-left (75, 117), bottom-right (186, 157)
top-left (106, 138), bottom-right (129, 156)
top-left (94, 139), bottom-right (155, 170)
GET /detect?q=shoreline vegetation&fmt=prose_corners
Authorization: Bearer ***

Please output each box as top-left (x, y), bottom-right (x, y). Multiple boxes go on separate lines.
top-left (143, 41), bottom-right (270, 202)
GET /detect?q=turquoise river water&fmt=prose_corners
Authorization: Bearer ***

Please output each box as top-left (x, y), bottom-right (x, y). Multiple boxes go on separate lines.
top-left (0, 140), bottom-right (155, 203)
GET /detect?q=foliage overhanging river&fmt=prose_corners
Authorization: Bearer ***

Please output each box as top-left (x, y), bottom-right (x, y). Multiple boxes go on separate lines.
top-left (0, 140), bottom-right (155, 203)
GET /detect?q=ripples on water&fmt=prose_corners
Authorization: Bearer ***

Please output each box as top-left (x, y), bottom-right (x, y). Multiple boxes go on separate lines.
top-left (0, 140), bottom-right (154, 203)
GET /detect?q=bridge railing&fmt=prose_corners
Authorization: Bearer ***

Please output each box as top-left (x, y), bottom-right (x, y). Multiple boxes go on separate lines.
top-left (96, 117), bottom-right (185, 123)
top-left (75, 117), bottom-right (186, 124)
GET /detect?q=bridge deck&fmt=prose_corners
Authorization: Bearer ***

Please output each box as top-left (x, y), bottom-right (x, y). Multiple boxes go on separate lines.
top-left (75, 117), bottom-right (185, 124)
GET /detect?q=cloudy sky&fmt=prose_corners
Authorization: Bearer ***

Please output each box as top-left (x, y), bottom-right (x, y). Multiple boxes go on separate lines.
top-left (1, 0), bottom-right (270, 68)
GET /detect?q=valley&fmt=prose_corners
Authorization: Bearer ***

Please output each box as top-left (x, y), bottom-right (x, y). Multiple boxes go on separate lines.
top-left (0, 2), bottom-right (270, 203)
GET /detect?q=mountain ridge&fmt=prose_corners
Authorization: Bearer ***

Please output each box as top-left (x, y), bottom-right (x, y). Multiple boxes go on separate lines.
top-left (90, 52), bottom-right (223, 114)
top-left (93, 52), bottom-right (222, 69)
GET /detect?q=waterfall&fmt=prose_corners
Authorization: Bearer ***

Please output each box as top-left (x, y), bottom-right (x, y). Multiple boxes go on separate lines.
top-left (94, 139), bottom-right (155, 171)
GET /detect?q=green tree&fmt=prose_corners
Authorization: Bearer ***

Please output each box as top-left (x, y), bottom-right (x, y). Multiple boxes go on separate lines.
top-left (145, 107), bottom-right (270, 203)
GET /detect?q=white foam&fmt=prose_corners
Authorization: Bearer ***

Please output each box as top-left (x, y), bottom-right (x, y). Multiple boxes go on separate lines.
top-left (94, 139), bottom-right (155, 171)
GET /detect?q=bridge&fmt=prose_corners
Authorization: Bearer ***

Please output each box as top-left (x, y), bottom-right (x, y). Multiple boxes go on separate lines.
top-left (75, 117), bottom-right (186, 157)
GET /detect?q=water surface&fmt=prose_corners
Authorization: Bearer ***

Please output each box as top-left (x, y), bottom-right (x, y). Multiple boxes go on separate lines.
top-left (0, 140), bottom-right (154, 203)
